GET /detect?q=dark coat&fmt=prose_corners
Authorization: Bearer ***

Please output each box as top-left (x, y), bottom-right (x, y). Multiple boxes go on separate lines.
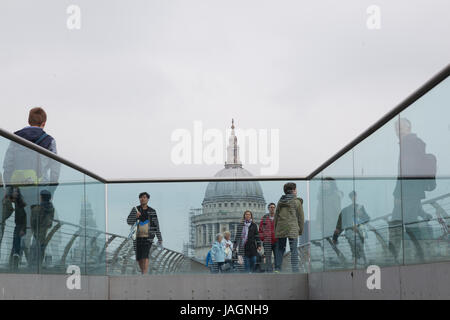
top-left (2, 196), bottom-right (27, 233)
top-left (3, 127), bottom-right (60, 185)
top-left (127, 205), bottom-right (163, 243)
top-left (234, 221), bottom-right (261, 257)
top-left (393, 133), bottom-right (427, 200)
top-left (14, 127), bottom-right (54, 150)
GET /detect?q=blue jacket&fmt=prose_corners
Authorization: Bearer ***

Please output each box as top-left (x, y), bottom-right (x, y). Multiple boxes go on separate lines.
top-left (210, 241), bottom-right (226, 263)
top-left (15, 127), bottom-right (55, 151)
top-left (3, 127), bottom-right (60, 184)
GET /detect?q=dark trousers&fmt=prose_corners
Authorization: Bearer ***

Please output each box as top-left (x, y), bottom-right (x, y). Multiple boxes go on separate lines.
top-left (275, 237), bottom-right (299, 272)
top-left (389, 196), bottom-right (426, 262)
top-left (211, 261), bottom-right (225, 273)
top-left (262, 241), bottom-right (276, 272)
top-left (244, 256), bottom-right (257, 273)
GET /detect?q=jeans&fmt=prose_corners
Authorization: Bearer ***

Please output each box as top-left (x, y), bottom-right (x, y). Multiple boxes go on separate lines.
top-left (263, 241), bottom-right (276, 272)
top-left (243, 256), bottom-right (257, 273)
top-left (12, 226), bottom-right (24, 256)
top-left (275, 237), bottom-right (299, 272)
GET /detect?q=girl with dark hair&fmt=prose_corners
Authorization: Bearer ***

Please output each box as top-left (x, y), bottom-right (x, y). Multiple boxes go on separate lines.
top-left (233, 210), bottom-right (261, 273)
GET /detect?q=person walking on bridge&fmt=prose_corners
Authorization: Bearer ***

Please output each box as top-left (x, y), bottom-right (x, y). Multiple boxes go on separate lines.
top-left (127, 192), bottom-right (162, 275)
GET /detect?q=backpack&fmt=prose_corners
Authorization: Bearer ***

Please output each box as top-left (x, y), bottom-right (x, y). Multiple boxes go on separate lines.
top-left (10, 133), bottom-right (48, 186)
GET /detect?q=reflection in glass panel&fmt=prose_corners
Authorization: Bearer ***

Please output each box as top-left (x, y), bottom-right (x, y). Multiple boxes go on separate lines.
top-left (0, 135), bottom-right (87, 275)
top-left (321, 151), bottom-right (355, 271)
top-left (84, 177), bottom-right (106, 275)
top-left (399, 77), bottom-right (450, 265)
top-left (353, 117), bottom-right (401, 268)
top-left (309, 177), bottom-right (323, 272)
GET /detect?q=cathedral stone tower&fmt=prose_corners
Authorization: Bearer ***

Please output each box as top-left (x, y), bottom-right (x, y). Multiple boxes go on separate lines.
top-left (190, 120), bottom-right (266, 260)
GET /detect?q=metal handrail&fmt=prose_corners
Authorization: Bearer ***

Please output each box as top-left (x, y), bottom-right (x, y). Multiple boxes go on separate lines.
top-left (306, 64), bottom-right (450, 179)
top-left (303, 191), bottom-right (450, 265)
top-left (0, 128), bottom-right (107, 183)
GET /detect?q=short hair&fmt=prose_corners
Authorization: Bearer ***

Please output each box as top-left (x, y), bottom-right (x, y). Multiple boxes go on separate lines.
top-left (216, 233), bottom-right (223, 241)
top-left (28, 107), bottom-right (47, 126)
top-left (268, 202), bottom-right (276, 208)
top-left (349, 191), bottom-right (357, 198)
top-left (40, 190), bottom-right (52, 202)
top-left (283, 182), bottom-right (297, 194)
top-left (139, 192), bottom-right (150, 199)
top-left (223, 231), bottom-right (231, 238)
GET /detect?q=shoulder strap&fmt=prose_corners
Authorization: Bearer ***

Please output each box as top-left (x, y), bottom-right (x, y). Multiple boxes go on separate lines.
top-left (35, 133), bottom-right (48, 146)
top-left (135, 206), bottom-right (141, 221)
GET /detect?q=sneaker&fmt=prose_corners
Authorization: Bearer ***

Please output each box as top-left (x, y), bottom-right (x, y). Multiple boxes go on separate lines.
top-left (274, 270), bottom-right (280, 274)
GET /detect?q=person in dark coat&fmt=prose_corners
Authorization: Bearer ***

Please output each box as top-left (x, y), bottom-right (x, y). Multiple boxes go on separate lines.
top-left (233, 210), bottom-right (262, 273)
top-left (390, 118), bottom-right (433, 262)
top-left (333, 191), bottom-right (370, 265)
top-left (127, 192), bottom-right (162, 275)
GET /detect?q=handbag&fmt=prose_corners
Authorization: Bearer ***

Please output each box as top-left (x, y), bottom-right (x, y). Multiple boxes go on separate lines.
top-left (221, 262), bottom-right (231, 272)
top-left (136, 219), bottom-right (150, 238)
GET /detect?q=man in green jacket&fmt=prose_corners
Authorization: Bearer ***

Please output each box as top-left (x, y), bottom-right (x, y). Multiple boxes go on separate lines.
top-left (274, 182), bottom-right (304, 273)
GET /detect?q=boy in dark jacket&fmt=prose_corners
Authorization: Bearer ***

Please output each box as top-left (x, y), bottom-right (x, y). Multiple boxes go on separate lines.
top-left (127, 192), bottom-right (162, 275)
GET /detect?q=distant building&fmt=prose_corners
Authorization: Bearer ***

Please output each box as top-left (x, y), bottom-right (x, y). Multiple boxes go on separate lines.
top-left (72, 198), bottom-right (100, 265)
top-left (190, 120), bottom-right (266, 260)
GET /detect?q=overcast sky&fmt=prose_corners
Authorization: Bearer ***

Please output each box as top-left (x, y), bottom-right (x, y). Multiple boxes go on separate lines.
top-left (1, 0), bottom-right (450, 180)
